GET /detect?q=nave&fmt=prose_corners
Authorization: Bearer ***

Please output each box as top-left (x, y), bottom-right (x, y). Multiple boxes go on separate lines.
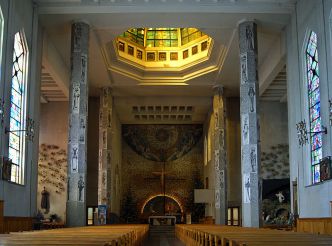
top-left (0, 224), bottom-right (332, 245)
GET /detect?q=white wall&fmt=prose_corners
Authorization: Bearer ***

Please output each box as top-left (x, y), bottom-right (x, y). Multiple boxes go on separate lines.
top-left (0, 0), bottom-right (41, 217)
top-left (287, 0), bottom-right (332, 218)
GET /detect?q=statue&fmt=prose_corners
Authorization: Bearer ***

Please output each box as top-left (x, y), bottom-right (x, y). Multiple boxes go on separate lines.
top-left (41, 187), bottom-right (50, 214)
top-left (275, 191), bottom-right (285, 203)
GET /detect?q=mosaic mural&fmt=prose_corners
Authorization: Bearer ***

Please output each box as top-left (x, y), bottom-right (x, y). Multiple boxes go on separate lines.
top-left (261, 144), bottom-right (289, 179)
top-left (38, 144), bottom-right (67, 194)
top-left (122, 124), bottom-right (202, 162)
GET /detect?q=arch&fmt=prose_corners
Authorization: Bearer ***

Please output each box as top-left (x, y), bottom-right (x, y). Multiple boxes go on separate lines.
top-left (140, 194), bottom-right (184, 214)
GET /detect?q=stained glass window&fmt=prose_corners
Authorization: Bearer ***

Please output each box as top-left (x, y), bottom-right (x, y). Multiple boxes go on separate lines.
top-left (306, 31), bottom-right (322, 184)
top-left (9, 31), bottom-right (28, 184)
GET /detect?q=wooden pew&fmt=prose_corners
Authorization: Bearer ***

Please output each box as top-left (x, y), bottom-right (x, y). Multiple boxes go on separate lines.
top-left (0, 224), bottom-right (149, 246)
top-left (176, 224), bottom-right (332, 246)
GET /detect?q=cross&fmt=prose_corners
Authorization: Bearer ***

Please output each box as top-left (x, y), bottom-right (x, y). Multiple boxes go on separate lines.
top-left (145, 160), bottom-right (185, 214)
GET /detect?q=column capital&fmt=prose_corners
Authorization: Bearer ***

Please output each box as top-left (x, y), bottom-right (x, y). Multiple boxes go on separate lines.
top-left (101, 87), bottom-right (113, 97)
top-left (71, 20), bottom-right (90, 26)
top-left (237, 18), bottom-right (256, 27)
top-left (213, 85), bottom-right (224, 96)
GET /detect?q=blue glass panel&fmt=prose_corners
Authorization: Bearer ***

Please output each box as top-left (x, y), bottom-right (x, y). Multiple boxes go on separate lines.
top-left (311, 148), bottom-right (322, 165)
top-left (11, 89), bottom-right (22, 107)
top-left (309, 88), bottom-right (320, 107)
top-left (314, 164), bottom-right (320, 183)
top-left (309, 102), bottom-right (320, 121)
top-left (310, 117), bottom-right (321, 133)
top-left (11, 76), bottom-right (21, 92)
top-left (10, 106), bottom-right (20, 121)
top-left (9, 133), bottom-right (20, 150)
top-left (311, 134), bottom-right (322, 150)
top-left (9, 147), bottom-right (19, 165)
top-left (10, 118), bottom-right (20, 132)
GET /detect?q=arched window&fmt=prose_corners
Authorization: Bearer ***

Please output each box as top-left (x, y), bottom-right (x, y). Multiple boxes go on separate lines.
top-left (9, 31), bottom-right (28, 184)
top-left (306, 31), bottom-right (322, 184)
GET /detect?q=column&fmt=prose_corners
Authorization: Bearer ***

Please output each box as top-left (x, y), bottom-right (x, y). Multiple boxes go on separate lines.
top-left (98, 88), bottom-right (113, 212)
top-left (66, 22), bottom-right (89, 227)
top-left (239, 21), bottom-right (262, 227)
top-left (213, 86), bottom-right (227, 225)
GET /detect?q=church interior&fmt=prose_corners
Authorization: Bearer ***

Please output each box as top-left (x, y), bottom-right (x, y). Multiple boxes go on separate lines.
top-left (0, 0), bottom-right (332, 245)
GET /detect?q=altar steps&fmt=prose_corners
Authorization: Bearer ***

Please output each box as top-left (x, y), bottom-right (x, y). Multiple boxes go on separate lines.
top-left (149, 225), bottom-right (175, 238)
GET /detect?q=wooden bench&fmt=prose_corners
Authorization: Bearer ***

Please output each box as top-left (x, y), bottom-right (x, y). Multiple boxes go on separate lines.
top-left (0, 224), bottom-right (149, 245)
top-left (176, 224), bottom-right (332, 246)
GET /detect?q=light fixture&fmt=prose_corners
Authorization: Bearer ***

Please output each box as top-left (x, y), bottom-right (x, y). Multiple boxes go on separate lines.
top-left (296, 120), bottom-right (327, 146)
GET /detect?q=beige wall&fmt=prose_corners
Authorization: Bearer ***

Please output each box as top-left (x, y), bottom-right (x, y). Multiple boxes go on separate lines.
top-left (110, 107), bottom-right (122, 215)
top-left (226, 98), bottom-right (241, 206)
top-left (86, 98), bottom-right (99, 207)
top-left (38, 102), bottom-right (68, 222)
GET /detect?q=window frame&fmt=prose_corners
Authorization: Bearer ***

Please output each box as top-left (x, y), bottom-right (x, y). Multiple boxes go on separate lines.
top-left (305, 31), bottom-right (323, 184)
top-left (8, 30), bottom-right (29, 185)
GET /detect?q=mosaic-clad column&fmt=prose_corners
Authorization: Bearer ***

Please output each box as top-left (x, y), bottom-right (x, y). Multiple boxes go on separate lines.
top-left (213, 86), bottom-right (227, 225)
top-left (239, 21), bottom-right (262, 227)
top-left (66, 22), bottom-right (89, 227)
top-left (98, 88), bottom-right (113, 212)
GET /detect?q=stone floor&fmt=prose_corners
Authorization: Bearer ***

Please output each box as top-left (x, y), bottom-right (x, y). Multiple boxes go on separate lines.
top-left (144, 235), bottom-right (185, 246)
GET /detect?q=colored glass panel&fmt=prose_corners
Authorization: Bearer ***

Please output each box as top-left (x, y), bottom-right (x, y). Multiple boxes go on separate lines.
top-left (309, 88), bottom-right (320, 107)
top-left (9, 32), bottom-right (27, 184)
top-left (306, 31), bottom-right (322, 184)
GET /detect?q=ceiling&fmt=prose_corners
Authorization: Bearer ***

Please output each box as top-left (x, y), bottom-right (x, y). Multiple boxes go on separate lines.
top-left (35, 0), bottom-right (294, 124)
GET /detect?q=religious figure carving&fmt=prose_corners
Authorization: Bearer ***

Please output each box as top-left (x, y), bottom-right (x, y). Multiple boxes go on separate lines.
top-left (71, 146), bottom-right (78, 173)
top-left (74, 24), bottom-right (82, 51)
top-left (246, 25), bottom-right (254, 50)
top-left (241, 54), bottom-right (248, 84)
top-left (108, 109), bottom-right (112, 128)
top-left (79, 117), bottom-right (86, 143)
top-left (81, 55), bottom-right (87, 83)
top-left (242, 115), bottom-right (249, 144)
top-left (250, 147), bottom-right (256, 173)
top-left (244, 175), bottom-right (251, 203)
top-left (248, 86), bottom-right (256, 112)
top-left (78, 176), bottom-right (85, 202)
top-left (215, 189), bottom-right (220, 209)
top-left (72, 84), bottom-right (80, 113)
top-left (214, 150), bottom-right (220, 171)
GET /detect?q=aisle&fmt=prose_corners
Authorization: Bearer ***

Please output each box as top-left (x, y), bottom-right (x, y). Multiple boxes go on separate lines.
top-left (144, 235), bottom-right (185, 246)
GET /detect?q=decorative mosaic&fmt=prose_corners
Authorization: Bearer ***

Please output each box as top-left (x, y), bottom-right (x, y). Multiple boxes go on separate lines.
top-left (122, 124), bottom-right (202, 162)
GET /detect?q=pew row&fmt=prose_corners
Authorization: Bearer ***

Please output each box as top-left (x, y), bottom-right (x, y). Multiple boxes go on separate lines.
top-left (175, 224), bottom-right (332, 246)
top-left (0, 224), bottom-right (149, 245)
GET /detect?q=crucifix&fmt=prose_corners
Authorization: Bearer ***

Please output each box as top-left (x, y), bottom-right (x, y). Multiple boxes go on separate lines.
top-left (145, 155), bottom-right (185, 215)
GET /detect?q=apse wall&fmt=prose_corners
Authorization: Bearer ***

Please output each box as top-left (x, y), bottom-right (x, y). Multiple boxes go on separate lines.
top-left (121, 125), bottom-right (204, 222)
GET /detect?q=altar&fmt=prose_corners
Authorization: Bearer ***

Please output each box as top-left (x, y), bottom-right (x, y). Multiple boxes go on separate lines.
top-left (148, 216), bottom-right (176, 226)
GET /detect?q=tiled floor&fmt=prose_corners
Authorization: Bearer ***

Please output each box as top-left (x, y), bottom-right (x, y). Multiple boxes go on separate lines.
top-left (144, 236), bottom-right (185, 246)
